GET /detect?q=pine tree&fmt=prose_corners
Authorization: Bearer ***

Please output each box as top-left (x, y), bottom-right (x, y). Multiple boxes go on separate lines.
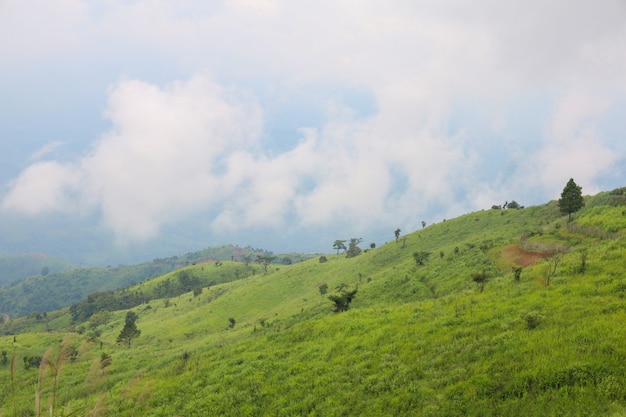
top-left (117, 311), bottom-right (141, 348)
top-left (558, 178), bottom-right (584, 221)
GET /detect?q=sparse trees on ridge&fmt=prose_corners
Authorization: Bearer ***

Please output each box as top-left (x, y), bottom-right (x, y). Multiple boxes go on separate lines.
top-left (332, 238), bottom-right (363, 258)
top-left (256, 255), bottom-right (276, 274)
top-left (507, 200), bottom-right (521, 209)
top-left (346, 238), bottom-right (363, 258)
top-left (333, 240), bottom-right (347, 254)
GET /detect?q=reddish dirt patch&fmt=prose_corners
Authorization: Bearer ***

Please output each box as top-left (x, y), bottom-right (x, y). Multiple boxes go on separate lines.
top-left (500, 244), bottom-right (554, 267)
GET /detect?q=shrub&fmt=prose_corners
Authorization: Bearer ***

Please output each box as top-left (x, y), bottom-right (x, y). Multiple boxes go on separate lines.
top-left (23, 355), bottom-right (42, 369)
top-left (413, 252), bottom-right (431, 266)
top-left (328, 288), bottom-right (358, 312)
top-left (512, 265), bottom-right (523, 282)
top-left (524, 312), bottom-right (542, 330)
top-left (319, 283), bottom-right (328, 296)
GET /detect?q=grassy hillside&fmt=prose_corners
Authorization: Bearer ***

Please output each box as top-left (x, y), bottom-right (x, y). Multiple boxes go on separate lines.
top-left (0, 245), bottom-right (283, 318)
top-left (2, 191), bottom-right (626, 416)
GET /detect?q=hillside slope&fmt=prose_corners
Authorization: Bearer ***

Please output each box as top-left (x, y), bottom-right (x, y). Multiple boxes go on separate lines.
top-left (2, 190), bottom-right (626, 416)
top-left (0, 244), bottom-right (280, 318)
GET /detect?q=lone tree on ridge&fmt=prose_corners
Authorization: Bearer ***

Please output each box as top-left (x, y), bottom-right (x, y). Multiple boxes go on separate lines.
top-left (333, 240), bottom-right (347, 254)
top-left (558, 178), bottom-right (584, 221)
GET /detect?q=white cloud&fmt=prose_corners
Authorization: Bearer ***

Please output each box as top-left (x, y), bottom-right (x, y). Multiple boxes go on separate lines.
top-left (29, 141), bottom-right (64, 161)
top-left (533, 90), bottom-right (620, 194)
top-left (4, 76), bottom-right (263, 242)
top-left (2, 0), bottom-right (626, 254)
top-left (3, 161), bottom-right (82, 215)
top-left (0, 0), bottom-right (87, 64)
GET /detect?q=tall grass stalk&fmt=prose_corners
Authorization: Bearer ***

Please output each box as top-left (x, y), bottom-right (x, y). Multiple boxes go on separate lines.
top-left (37, 338), bottom-right (73, 417)
top-left (10, 348), bottom-right (17, 417)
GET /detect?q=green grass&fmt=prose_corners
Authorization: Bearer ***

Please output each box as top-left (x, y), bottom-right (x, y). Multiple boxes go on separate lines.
top-left (3, 196), bottom-right (626, 416)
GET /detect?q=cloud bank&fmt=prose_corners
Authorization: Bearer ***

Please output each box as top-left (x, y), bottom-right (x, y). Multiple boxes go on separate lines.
top-left (2, 0), bottom-right (626, 253)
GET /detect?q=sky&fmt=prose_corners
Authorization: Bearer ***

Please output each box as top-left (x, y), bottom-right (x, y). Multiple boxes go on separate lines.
top-left (1, 0), bottom-right (626, 265)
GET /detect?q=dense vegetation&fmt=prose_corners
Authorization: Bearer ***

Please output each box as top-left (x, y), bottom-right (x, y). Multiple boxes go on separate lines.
top-left (0, 245), bottom-right (282, 318)
top-left (2, 188), bottom-right (626, 416)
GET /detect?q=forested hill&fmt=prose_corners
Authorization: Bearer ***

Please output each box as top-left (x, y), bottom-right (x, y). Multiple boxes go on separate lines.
top-left (0, 244), bottom-right (283, 318)
top-left (0, 253), bottom-right (76, 286)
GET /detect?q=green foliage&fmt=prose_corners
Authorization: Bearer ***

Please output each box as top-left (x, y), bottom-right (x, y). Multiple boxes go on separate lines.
top-left (346, 238), bottom-right (363, 258)
top-left (471, 269), bottom-right (489, 292)
top-left (117, 311), bottom-right (140, 348)
top-left (23, 355), bottom-right (41, 369)
top-left (512, 265), bottom-right (523, 282)
top-left (89, 309), bottom-right (112, 329)
top-left (318, 283), bottom-right (328, 296)
top-left (412, 251), bottom-right (431, 266)
top-left (333, 240), bottom-right (347, 254)
top-left (524, 311), bottom-right (543, 329)
top-left (328, 287), bottom-right (358, 312)
top-left (559, 178), bottom-right (584, 220)
top-left (256, 255), bottom-right (276, 274)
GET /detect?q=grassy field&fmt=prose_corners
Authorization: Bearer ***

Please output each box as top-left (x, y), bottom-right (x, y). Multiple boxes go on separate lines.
top-left (2, 191), bottom-right (626, 416)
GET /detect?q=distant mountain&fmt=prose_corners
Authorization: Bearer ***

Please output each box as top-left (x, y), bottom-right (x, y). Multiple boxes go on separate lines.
top-left (0, 244), bottom-right (308, 318)
top-left (0, 253), bottom-right (76, 286)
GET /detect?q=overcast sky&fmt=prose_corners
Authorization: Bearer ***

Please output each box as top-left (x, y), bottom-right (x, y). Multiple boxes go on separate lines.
top-left (1, 0), bottom-right (626, 264)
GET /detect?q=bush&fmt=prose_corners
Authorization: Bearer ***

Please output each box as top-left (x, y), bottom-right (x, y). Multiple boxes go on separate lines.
top-left (23, 355), bottom-right (42, 369)
top-left (319, 283), bottom-right (328, 296)
top-left (523, 312), bottom-right (542, 330)
top-left (413, 252), bottom-right (431, 266)
top-left (328, 288), bottom-right (358, 312)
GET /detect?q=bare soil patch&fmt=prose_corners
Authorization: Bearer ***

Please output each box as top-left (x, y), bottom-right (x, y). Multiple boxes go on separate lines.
top-left (500, 244), bottom-right (554, 267)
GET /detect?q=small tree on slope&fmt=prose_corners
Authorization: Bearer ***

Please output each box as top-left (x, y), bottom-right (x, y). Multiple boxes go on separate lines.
top-left (558, 178), bottom-right (584, 221)
top-left (117, 311), bottom-right (141, 348)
